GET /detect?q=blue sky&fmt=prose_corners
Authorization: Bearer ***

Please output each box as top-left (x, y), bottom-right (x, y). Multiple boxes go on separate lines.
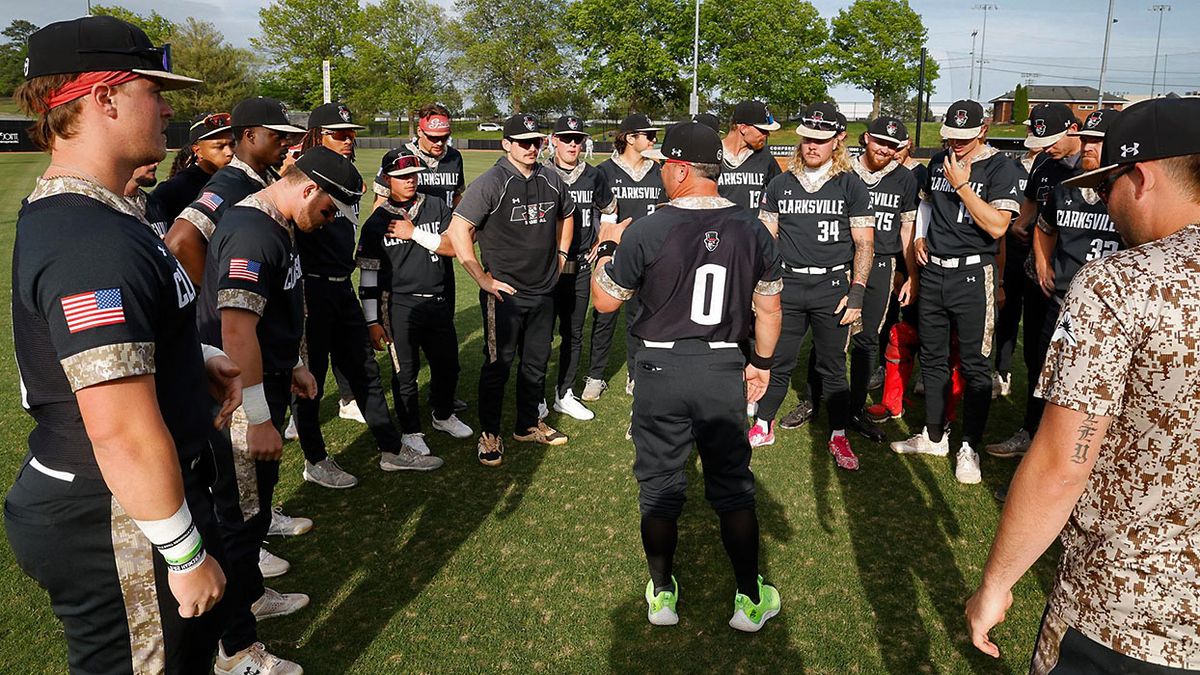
top-left (5, 0), bottom-right (1198, 110)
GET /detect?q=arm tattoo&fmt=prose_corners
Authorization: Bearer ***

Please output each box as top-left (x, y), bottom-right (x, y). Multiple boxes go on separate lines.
top-left (850, 228), bottom-right (874, 285)
top-left (1070, 413), bottom-right (1101, 464)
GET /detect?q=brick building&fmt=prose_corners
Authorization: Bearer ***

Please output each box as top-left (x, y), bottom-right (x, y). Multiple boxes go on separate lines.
top-left (990, 85), bottom-right (1127, 124)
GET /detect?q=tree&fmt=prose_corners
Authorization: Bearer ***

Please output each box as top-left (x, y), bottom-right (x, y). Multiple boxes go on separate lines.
top-left (90, 5), bottom-right (175, 44)
top-left (449, 0), bottom-right (573, 114)
top-left (567, 0), bottom-right (690, 115)
top-left (166, 19), bottom-right (259, 119)
top-left (254, 0), bottom-right (364, 108)
top-left (0, 19), bottom-right (38, 96)
top-left (828, 0), bottom-right (938, 120)
top-left (1012, 83), bottom-right (1029, 124)
top-left (349, 0), bottom-right (451, 136)
top-left (701, 0), bottom-right (828, 119)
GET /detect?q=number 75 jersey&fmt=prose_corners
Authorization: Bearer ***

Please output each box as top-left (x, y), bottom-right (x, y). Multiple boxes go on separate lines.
top-left (598, 197), bottom-right (783, 343)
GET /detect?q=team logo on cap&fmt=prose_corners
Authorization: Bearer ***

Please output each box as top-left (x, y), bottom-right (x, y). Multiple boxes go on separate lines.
top-left (703, 230), bottom-right (720, 252)
top-left (338, 105), bottom-right (351, 122)
top-left (670, 148), bottom-right (682, 157)
top-left (523, 116), bottom-right (537, 131)
top-left (1120, 143), bottom-right (1140, 158)
top-left (1086, 112), bottom-right (1102, 129)
top-left (886, 121), bottom-right (898, 137)
top-left (567, 117), bottom-right (580, 130)
top-left (954, 109), bottom-right (969, 127)
top-left (22, 57), bottom-right (28, 77)
top-left (278, 101), bottom-right (289, 116)
top-left (1034, 119), bottom-right (1046, 135)
top-left (811, 110), bottom-right (825, 123)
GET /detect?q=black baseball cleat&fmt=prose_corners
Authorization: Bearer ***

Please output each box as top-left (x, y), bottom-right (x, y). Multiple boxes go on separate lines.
top-left (849, 414), bottom-right (887, 443)
top-left (778, 399), bottom-right (815, 430)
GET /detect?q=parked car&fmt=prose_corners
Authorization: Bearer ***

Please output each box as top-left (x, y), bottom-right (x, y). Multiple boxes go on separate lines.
top-left (477, 122), bottom-right (503, 132)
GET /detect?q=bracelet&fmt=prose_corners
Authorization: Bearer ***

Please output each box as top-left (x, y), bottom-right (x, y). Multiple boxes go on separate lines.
top-left (952, 180), bottom-right (969, 191)
top-left (132, 501), bottom-right (205, 573)
top-left (242, 382), bottom-right (272, 425)
top-left (557, 250), bottom-right (569, 259)
top-left (595, 240), bottom-right (618, 259)
top-left (749, 351), bottom-right (773, 370)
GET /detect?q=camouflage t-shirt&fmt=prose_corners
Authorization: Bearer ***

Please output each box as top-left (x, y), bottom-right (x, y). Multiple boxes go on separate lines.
top-left (1036, 222), bottom-right (1200, 669)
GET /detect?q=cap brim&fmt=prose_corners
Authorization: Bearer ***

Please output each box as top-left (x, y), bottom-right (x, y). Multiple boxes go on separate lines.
top-left (320, 122), bottom-right (366, 130)
top-left (866, 132), bottom-right (904, 146)
top-left (505, 132), bottom-right (544, 140)
top-left (553, 130), bottom-right (589, 138)
top-left (132, 69), bottom-right (202, 91)
top-left (797, 126), bottom-right (837, 140)
top-left (1061, 163), bottom-right (1120, 189)
top-left (1024, 131), bottom-right (1067, 149)
top-left (194, 127), bottom-right (233, 142)
top-left (641, 148), bottom-right (666, 160)
top-left (384, 166), bottom-right (427, 176)
top-left (331, 196), bottom-right (358, 221)
top-left (263, 123), bottom-right (307, 133)
top-left (940, 125), bottom-right (982, 140)
top-left (1072, 129), bottom-right (1106, 138)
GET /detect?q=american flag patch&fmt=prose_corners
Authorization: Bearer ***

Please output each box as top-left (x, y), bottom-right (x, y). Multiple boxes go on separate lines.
top-left (229, 258), bottom-right (261, 282)
top-left (197, 191), bottom-right (223, 211)
top-left (61, 288), bottom-right (125, 334)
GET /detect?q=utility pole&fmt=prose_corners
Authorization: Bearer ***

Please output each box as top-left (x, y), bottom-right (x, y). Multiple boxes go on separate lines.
top-left (915, 47), bottom-right (926, 150)
top-left (689, 0), bottom-right (700, 115)
top-left (973, 4), bottom-right (997, 101)
top-left (1150, 5), bottom-right (1171, 97)
top-left (968, 30), bottom-right (978, 96)
top-left (322, 60), bottom-right (331, 104)
top-left (1098, 0), bottom-right (1117, 108)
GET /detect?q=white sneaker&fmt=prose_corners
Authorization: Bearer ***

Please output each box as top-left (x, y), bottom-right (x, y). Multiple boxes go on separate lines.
top-left (890, 427), bottom-right (949, 456)
top-left (955, 442), bottom-right (982, 484)
top-left (625, 376), bottom-right (635, 395)
top-left (251, 587), bottom-right (309, 620)
top-left (402, 432), bottom-right (432, 456)
top-left (283, 415), bottom-right (299, 440)
top-left (380, 446), bottom-right (445, 472)
top-left (267, 507), bottom-right (313, 537)
top-left (432, 414), bottom-right (472, 439)
top-left (215, 641), bottom-right (302, 675)
top-left (303, 458), bottom-right (358, 489)
top-left (992, 372), bottom-right (1003, 398)
top-left (338, 399), bottom-right (366, 424)
top-left (258, 548), bottom-right (290, 579)
top-left (581, 377), bottom-right (608, 402)
top-left (999, 372), bottom-right (1012, 397)
top-left (553, 389), bottom-right (595, 421)
top-left (985, 428), bottom-right (1031, 458)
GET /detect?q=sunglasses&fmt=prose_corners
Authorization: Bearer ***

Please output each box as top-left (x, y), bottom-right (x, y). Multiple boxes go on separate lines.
top-left (421, 131), bottom-right (451, 144)
top-left (556, 136), bottom-right (585, 145)
top-left (322, 129), bottom-right (357, 141)
top-left (1096, 163), bottom-right (1136, 203)
top-left (391, 155), bottom-right (423, 172)
top-left (192, 112), bottom-right (230, 132)
top-left (633, 132), bottom-right (658, 142)
top-left (512, 137), bottom-right (543, 149)
top-left (802, 116), bottom-right (841, 132)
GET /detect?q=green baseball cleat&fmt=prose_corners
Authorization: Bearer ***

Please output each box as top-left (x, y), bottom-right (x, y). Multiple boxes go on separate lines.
top-left (728, 575), bottom-right (781, 632)
top-left (645, 576), bottom-right (679, 626)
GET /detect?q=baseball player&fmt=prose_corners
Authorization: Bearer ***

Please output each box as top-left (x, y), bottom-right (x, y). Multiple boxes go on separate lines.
top-left (750, 103), bottom-right (875, 472)
top-left (446, 113), bottom-right (576, 466)
top-left (372, 102), bottom-right (465, 209)
top-left (891, 100), bottom-right (1022, 485)
top-left (154, 111), bottom-right (235, 222)
top-left (545, 114), bottom-right (616, 420)
top-left (591, 121), bottom-right (784, 632)
top-left (6, 16), bottom-right (234, 672)
top-left (718, 100), bottom-right (783, 211)
top-left (357, 148), bottom-right (470, 457)
top-left (123, 161), bottom-right (171, 237)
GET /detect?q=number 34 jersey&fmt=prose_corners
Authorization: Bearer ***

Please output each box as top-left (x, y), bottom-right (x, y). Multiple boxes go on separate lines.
top-left (761, 169), bottom-right (874, 269)
top-left (598, 196), bottom-right (782, 343)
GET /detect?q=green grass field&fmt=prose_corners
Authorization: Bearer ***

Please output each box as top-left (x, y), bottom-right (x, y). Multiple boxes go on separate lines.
top-left (0, 149), bottom-right (1056, 673)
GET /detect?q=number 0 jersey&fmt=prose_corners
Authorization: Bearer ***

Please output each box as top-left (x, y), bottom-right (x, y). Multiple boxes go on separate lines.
top-left (597, 196), bottom-right (782, 343)
top-left (761, 168), bottom-right (874, 268)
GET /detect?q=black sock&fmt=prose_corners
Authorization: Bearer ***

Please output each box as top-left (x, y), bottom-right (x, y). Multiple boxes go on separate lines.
top-left (641, 515), bottom-right (678, 593)
top-left (927, 425), bottom-right (944, 443)
top-left (719, 509), bottom-right (760, 603)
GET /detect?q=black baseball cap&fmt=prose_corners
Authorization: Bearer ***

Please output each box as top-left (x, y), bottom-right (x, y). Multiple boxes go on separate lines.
top-left (618, 113), bottom-right (661, 134)
top-left (1073, 108), bottom-right (1120, 138)
top-left (308, 102), bottom-right (365, 130)
top-left (232, 97), bottom-right (306, 134)
top-left (642, 120), bottom-right (723, 164)
top-left (1064, 97), bottom-right (1200, 189)
top-left (294, 146), bottom-right (364, 220)
top-left (691, 112), bottom-right (720, 133)
top-left (866, 116), bottom-right (909, 145)
top-left (552, 115), bottom-right (588, 137)
top-left (1025, 103), bottom-right (1077, 149)
top-left (732, 100), bottom-right (781, 132)
top-left (188, 112), bottom-right (232, 144)
top-left (379, 147), bottom-right (426, 177)
top-left (24, 16), bottom-right (200, 89)
top-left (941, 100), bottom-right (986, 140)
top-left (796, 103), bottom-right (847, 140)
top-left (503, 113), bottom-right (543, 140)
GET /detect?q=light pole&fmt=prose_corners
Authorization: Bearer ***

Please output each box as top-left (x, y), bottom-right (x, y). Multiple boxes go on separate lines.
top-left (973, 4), bottom-right (997, 101)
top-left (1098, 0), bottom-right (1116, 108)
top-left (1150, 5), bottom-right (1171, 97)
top-left (968, 30), bottom-right (978, 97)
top-left (689, 0), bottom-right (700, 115)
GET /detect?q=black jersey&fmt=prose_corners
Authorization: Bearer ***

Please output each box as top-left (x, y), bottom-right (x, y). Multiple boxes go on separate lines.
top-left (600, 196), bottom-right (782, 342)
top-left (1024, 152), bottom-right (1077, 207)
top-left (762, 169), bottom-right (874, 268)
top-left (1039, 176), bottom-right (1122, 297)
top-left (178, 156), bottom-right (274, 241)
top-left (597, 156), bottom-right (663, 223)
top-left (717, 146), bottom-right (783, 211)
top-left (453, 157), bottom-right (575, 295)
top-left (12, 178), bottom-right (208, 479)
top-left (198, 195), bottom-right (304, 373)
top-left (131, 188), bottom-right (170, 238)
top-left (295, 203), bottom-right (359, 278)
top-left (921, 146), bottom-right (1022, 257)
top-left (852, 157), bottom-right (918, 257)
top-left (908, 162), bottom-right (928, 202)
top-left (151, 164), bottom-right (212, 222)
top-left (358, 195), bottom-right (453, 295)
top-left (373, 142), bottom-right (466, 206)
top-left (545, 159), bottom-right (615, 256)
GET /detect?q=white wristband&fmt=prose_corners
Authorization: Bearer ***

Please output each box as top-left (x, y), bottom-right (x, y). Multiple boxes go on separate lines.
top-left (363, 298), bottom-right (379, 323)
top-left (132, 501), bottom-right (205, 572)
top-left (411, 228), bottom-right (442, 252)
top-left (242, 382), bottom-right (271, 425)
top-left (200, 343), bottom-right (227, 363)
top-left (295, 356), bottom-right (304, 370)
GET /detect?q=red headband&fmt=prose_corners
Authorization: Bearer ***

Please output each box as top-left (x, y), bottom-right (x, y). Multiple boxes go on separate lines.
top-left (419, 115), bottom-right (451, 134)
top-left (46, 70), bottom-right (142, 109)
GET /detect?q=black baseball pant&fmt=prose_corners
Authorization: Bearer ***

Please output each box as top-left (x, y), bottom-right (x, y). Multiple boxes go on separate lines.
top-left (1031, 606), bottom-right (1200, 674)
top-left (478, 289), bottom-right (555, 436)
top-left (588, 295), bottom-right (640, 382)
top-left (293, 277), bottom-right (403, 460)
top-left (994, 233), bottom-right (1029, 376)
top-left (209, 371), bottom-right (290, 655)
top-left (6, 456), bottom-right (225, 674)
top-left (385, 293), bottom-right (460, 432)
top-left (918, 257), bottom-right (998, 446)
top-left (758, 270), bottom-right (853, 430)
top-left (1021, 287), bottom-right (1056, 433)
top-left (849, 255), bottom-right (896, 414)
top-left (553, 261), bottom-right (591, 399)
